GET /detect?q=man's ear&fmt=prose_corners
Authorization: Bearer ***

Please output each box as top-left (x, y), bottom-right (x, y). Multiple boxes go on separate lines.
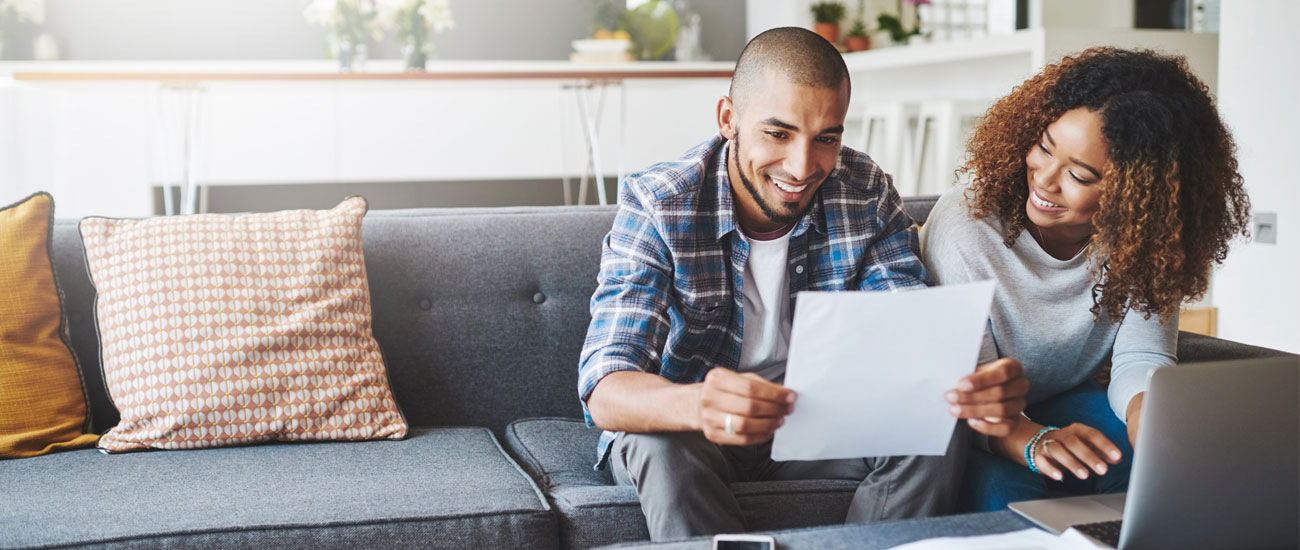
top-left (716, 95), bottom-right (737, 140)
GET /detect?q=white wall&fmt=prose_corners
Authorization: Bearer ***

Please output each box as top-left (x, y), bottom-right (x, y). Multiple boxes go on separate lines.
top-left (1212, 0), bottom-right (1300, 352)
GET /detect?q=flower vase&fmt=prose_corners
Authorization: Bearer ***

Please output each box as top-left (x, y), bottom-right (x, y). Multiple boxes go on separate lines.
top-left (402, 38), bottom-right (428, 72)
top-left (336, 36), bottom-right (367, 73)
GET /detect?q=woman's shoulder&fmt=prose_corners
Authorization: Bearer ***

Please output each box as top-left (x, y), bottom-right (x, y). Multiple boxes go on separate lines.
top-left (921, 187), bottom-right (1003, 251)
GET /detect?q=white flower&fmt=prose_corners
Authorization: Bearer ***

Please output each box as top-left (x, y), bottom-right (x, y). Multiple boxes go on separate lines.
top-left (1, 0), bottom-right (45, 24)
top-left (303, 0), bottom-right (340, 27)
top-left (420, 0), bottom-right (454, 33)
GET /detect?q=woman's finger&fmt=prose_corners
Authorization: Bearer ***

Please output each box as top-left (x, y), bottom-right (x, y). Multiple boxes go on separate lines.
top-left (1074, 423), bottom-right (1124, 464)
top-left (1043, 438), bottom-right (1090, 480)
top-left (1059, 431), bottom-right (1109, 475)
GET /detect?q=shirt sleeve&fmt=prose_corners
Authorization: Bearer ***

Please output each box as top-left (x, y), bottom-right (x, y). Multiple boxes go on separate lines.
top-left (577, 183), bottom-right (676, 427)
top-left (1107, 308), bottom-right (1179, 422)
top-left (856, 175), bottom-right (931, 291)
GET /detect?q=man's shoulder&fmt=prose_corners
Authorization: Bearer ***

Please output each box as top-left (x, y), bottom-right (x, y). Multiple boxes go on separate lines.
top-left (623, 135), bottom-right (724, 205)
top-left (821, 147), bottom-right (893, 202)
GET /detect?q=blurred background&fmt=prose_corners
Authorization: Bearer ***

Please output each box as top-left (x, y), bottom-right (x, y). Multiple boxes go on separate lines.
top-left (0, 0), bottom-right (1295, 353)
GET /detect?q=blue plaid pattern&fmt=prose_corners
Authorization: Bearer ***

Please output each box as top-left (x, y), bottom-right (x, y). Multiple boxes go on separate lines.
top-left (578, 134), bottom-right (929, 468)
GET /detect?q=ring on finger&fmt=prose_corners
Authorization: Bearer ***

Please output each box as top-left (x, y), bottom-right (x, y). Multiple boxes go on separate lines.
top-left (725, 413), bottom-right (735, 435)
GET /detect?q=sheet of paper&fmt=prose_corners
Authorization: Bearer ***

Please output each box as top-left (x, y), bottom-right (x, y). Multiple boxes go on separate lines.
top-left (770, 280), bottom-right (995, 461)
top-left (884, 528), bottom-right (1104, 550)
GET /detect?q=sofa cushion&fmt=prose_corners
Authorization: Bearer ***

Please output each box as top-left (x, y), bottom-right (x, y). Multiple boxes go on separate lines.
top-left (0, 427), bottom-right (557, 550)
top-left (78, 197), bottom-right (406, 452)
top-left (0, 191), bottom-right (99, 458)
top-left (505, 417), bottom-right (861, 549)
top-left (360, 206), bottom-right (618, 432)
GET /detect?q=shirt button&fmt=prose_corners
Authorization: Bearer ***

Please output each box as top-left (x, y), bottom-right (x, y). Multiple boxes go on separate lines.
top-left (418, 299), bottom-right (432, 311)
top-left (795, 265), bottom-right (804, 274)
top-left (532, 292), bottom-right (547, 304)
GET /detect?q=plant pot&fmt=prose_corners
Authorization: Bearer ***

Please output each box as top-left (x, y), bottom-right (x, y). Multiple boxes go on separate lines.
top-left (845, 35), bottom-right (870, 52)
top-left (813, 22), bottom-right (840, 45)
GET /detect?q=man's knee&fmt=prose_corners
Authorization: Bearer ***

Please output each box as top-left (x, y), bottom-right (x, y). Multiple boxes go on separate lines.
top-left (614, 432), bottom-right (731, 481)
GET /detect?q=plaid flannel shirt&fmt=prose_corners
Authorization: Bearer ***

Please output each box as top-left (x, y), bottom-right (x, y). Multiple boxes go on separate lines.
top-left (578, 134), bottom-right (929, 468)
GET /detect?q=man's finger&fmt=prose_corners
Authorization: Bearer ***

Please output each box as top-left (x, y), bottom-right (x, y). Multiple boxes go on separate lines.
top-left (702, 390), bottom-right (791, 419)
top-left (957, 358), bottom-right (1023, 391)
top-left (708, 369), bottom-right (796, 404)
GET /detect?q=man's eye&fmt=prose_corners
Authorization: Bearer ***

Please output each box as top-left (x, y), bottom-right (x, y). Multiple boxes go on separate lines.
top-left (766, 131), bottom-right (787, 139)
top-left (818, 135), bottom-right (841, 145)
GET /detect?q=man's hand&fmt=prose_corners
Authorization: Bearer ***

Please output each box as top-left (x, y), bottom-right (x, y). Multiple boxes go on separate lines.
top-left (698, 368), bottom-right (796, 446)
top-left (946, 358), bottom-right (1029, 437)
top-left (1125, 392), bottom-right (1144, 449)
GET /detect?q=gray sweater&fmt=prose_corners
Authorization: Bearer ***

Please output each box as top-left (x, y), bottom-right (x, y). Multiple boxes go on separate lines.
top-left (920, 188), bottom-right (1177, 422)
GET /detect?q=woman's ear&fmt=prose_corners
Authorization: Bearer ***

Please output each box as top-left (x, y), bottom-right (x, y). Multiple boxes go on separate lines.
top-left (717, 95), bottom-right (737, 140)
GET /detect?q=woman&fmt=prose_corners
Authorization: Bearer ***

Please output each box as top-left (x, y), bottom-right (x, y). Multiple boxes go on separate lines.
top-left (921, 47), bottom-right (1251, 511)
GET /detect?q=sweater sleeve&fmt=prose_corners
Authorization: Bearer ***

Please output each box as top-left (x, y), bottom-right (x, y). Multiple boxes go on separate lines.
top-left (1107, 308), bottom-right (1179, 422)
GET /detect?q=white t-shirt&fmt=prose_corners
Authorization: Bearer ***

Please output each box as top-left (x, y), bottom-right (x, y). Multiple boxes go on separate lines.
top-left (738, 227), bottom-right (794, 382)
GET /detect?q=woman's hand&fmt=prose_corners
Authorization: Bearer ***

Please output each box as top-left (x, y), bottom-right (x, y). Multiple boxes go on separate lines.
top-left (946, 358), bottom-right (1030, 437)
top-left (1029, 423), bottom-right (1124, 481)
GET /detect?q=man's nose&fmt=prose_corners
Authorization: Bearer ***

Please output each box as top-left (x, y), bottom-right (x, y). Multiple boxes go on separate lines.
top-left (783, 142), bottom-right (816, 182)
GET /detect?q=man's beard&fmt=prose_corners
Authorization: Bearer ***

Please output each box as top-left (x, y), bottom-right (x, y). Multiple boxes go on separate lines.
top-left (731, 134), bottom-right (811, 227)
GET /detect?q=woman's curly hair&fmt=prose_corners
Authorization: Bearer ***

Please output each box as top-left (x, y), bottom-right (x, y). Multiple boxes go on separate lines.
top-left (961, 47), bottom-right (1251, 321)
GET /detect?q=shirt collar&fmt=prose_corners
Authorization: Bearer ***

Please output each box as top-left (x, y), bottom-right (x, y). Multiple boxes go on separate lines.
top-left (709, 137), bottom-right (830, 242)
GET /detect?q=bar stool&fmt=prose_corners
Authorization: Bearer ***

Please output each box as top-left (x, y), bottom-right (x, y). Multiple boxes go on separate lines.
top-left (911, 99), bottom-right (990, 196)
top-left (858, 101), bottom-right (921, 196)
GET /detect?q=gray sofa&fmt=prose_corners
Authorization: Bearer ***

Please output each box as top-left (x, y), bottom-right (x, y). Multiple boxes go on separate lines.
top-left (3, 197), bottom-right (1292, 550)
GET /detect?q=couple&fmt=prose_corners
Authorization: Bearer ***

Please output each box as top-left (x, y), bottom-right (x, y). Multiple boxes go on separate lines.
top-left (577, 27), bottom-right (1250, 542)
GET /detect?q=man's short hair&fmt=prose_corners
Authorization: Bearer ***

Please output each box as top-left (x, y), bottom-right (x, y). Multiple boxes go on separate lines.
top-left (729, 27), bottom-right (851, 113)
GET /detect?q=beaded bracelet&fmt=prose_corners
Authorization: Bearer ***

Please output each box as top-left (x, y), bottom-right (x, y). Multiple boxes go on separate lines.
top-left (1024, 426), bottom-right (1060, 474)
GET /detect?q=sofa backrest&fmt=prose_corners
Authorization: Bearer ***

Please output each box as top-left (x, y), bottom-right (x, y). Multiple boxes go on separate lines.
top-left (50, 198), bottom-right (941, 435)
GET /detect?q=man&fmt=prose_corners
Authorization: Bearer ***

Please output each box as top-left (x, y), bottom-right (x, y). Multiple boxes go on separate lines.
top-left (578, 27), bottom-right (1028, 541)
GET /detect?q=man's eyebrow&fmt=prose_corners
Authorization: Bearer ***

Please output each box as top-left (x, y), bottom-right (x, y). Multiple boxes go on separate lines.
top-left (759, 118), bottom-right (845, 135)
top-left (760, 117), bottom-right (797, 130)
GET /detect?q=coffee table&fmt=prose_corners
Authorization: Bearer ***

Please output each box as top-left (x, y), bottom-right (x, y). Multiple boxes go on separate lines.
top-left (595, 511), bottom-right (1037, 550)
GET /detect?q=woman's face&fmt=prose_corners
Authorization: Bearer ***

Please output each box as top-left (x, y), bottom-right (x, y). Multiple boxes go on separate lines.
top-left (1024, 107), bottom-right (1109, 235)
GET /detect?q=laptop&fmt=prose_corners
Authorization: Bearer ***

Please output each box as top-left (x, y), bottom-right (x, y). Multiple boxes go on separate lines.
top-left (1009, 356), bottom-right (1300, 549)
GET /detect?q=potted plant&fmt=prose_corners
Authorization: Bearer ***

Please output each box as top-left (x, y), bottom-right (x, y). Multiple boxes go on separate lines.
top-left (876, 0), bottom-right (930, 46)
top-left (844, 0), bottom-right (869, 52)
top-left (376, 0), bottom-right (456, 71)
top-left (810, 2), bottom-right (846, 45)
top-left (845, 20), bottom-right (870, 51)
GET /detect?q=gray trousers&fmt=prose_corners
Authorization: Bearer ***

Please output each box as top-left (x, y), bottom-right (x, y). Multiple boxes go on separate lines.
top-left (609, 425), bottom-right (970, 542)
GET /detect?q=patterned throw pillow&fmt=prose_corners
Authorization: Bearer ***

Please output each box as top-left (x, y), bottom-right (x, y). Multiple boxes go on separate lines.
top-left (80, 197), bottom-right (407, 452)
top-left (0, 192), bottom-right (100, 458)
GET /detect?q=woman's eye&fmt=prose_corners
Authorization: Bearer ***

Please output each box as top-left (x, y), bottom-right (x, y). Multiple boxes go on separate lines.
top-left (1068, 171), bottom-right (1094, 184)
top-left (1038, 143), bottom-right (1051, 155)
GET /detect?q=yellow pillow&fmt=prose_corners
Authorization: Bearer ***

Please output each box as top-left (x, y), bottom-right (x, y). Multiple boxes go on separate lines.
top-left (0, 192), bottom-right (99, 458)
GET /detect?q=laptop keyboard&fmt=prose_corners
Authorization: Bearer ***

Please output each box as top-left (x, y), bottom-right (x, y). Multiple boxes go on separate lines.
top-left (1073, 520), bottom-right (1122, 547)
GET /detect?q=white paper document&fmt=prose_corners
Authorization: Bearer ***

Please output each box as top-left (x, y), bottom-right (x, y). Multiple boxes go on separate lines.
top-left (884, 528), bottom-right (1108, 550)
top-left (770, 280), bottom-right (996, 461)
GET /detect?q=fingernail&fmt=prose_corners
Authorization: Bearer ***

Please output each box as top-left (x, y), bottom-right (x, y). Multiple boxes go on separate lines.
top-left (786, 393), bottom-right (797, 404)
top-left (958, 380), bottom-right (974, 391)
top-left (1052, 472), bottom-right (1062, 481)
top-left (1110, 450), bottom-right (1121, 460)
top-left (945, 391), bottom-right (957, 403)
top-left (949, 406), bottom-right (961, 416)
top-left (1097, 464), bottom-right (1107, 474)
top-left (1077, 469), bottom-right (1088, 478)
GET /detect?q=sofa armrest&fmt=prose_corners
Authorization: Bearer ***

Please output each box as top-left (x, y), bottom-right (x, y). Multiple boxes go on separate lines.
top-left (1176, 331), bottom-right (1296, 363)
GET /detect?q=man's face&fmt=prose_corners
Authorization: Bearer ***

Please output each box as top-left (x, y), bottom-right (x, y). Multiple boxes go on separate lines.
top-left (718, 70), bottom-right (849, 233)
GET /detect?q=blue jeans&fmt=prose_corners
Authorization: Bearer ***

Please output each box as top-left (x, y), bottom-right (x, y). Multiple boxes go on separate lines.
top-left (959, 381), bottom-right (1134, 512)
